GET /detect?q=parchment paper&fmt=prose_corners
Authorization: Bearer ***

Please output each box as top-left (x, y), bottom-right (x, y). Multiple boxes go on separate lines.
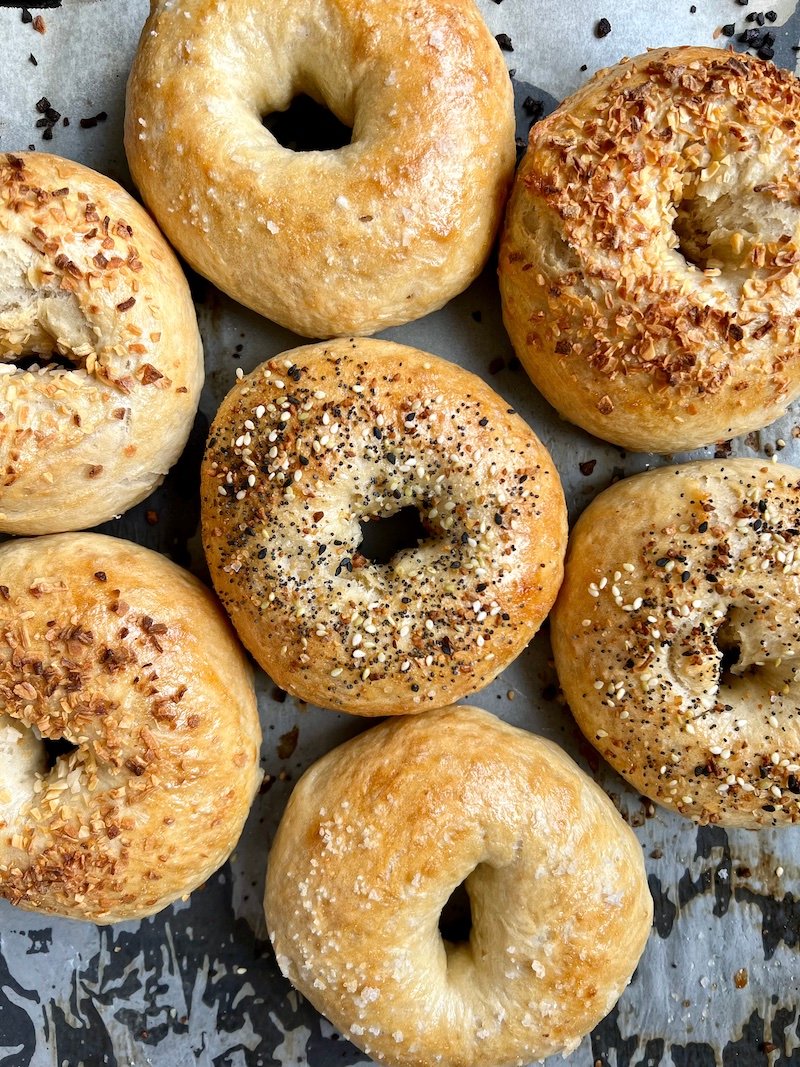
top-left (0, 2), bottom-right (799, 1065)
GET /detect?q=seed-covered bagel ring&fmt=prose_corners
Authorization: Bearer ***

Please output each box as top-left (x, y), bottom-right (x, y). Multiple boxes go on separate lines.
top-left (125, 0), bottom-right (515, 339)
top-left (201, 338), bottom-right (567, 716)
top-left (0, 152), bottom-right (203, 534)
top-left (265, 705), bottom-right (653, 1067)
top-left (0, 533), bottom-right (261, 923)
top-left (552, 460), bottom-right (800, 828)
top-left (500, 47), bottom-right (800, 453)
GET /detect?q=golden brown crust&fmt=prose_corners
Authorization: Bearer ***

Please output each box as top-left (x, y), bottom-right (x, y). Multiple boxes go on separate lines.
top-left (125, 0), bottom-right (515, 339)
top-left (0, 533), bottom-right (261, 923)
top-left (0, 153), bottom-right (204, 534)
top-left (500, 47), bottom-right (800, 453)
top-left (265, 704), bottom-right (652, 1067)
top-left (201, 339), bottom-right (567, 716)
top-left (551, 459), bottom-right (800, 828)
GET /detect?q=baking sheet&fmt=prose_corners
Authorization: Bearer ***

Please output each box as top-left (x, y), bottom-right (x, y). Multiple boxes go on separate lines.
top-left (1, 1), bottom-right (800, 1064)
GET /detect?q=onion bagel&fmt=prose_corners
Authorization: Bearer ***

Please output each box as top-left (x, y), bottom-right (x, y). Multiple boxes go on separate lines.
top-left (500, 47), bottom-right (800, 453)
top-left (265, 704), bottom-right (652, 1067)
top-left (0, 533), bottom-right (261, 923)
top-left (201, 338), bottom-right (567, 716)
top-left (551, 459), bottom-right (800, 828)
top-left (0, 152), bottom-right (203, 534)
top-left (125, 0), bottom-right (515, 339)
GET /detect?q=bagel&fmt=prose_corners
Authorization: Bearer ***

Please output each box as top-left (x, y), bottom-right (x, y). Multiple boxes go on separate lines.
top-left (500, 47), bottom-right (800, 453)
top-left (265, 704), bottom-right (652, 1067)
top-left (0, 152), bottom-right (203, 534)
top-left (551, 459), bottom-right (800, 828)
top-left (124, 0), bottom-right (515, 339)
top-left (201, 338), bottom-right (567, 716)
top-left (0, 533), bottom-right (261, 923)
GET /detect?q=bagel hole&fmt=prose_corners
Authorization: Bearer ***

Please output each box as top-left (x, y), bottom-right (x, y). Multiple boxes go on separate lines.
top-left (715, 615), bottom-right (743, 686)
top-left (672, 189), bottom-right (798, 274)
top-left (673, 200), bottom-right (717, 272)
top-left (438, 880), bottom-right (473, 945)
top-left (358, 507), bottom-right (428, 566)
top-left (5, 351), bottom-right (81, 373)
top-left (262, 95), bottom-right (352, 153)
top-left (42, 736), bottom-right (79, 772)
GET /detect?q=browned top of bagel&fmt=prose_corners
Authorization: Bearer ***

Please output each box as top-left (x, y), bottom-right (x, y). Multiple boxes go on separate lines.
top-left (265, 705), bottom-right (652, 1067)
top-left (0, 152), bottom-right (203, 534)
top-left (0, 533), bottom-right (260, 923)
top-left (201, 338), bottom-right (566, 716)
top-left (551, 459), bottom-right (800, 828)
top-left (501, 47), bottom-right (800, 452)
top-left (125, 0), bottom-right (515, 338)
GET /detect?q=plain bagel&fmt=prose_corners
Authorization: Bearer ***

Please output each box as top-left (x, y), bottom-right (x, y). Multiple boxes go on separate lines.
top-left (201, 338), bottom-right (567, 716)
top-left (0, 152), bottom-right (203, 534)
top-left (500, 47), bottom-right (800, 453)
top-left (125, 0), bottom-right (515, 339)
top-left (551, 460), bottom-right (800, 828)
top-left (265, 704), bottom-right (653, 1067)
top-left (0, 533), bottom-right (261, 923)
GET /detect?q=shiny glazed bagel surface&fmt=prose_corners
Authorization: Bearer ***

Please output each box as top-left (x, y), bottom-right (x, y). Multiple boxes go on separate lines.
top-left (0, 152), bottom-right (203, 534)
top-left (552, 460), bottom-right (800, 827)
top-left (500, 47), bottom-right (800, 453)
top-left (0, 533), bottom-right (261, 923)
top-left (265, 705), bottom-right (652, 1067)
top-left (201, 338), bottom-right (567, 716)
top-left (125, 0), bottom-right (515, 338)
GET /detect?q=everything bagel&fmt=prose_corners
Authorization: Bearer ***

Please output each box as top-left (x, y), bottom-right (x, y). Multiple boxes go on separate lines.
top-left (125, 0), bottom-right (515, 338)
top-left (552, 460), bottom-right (800, 827)
top-left (201, 339), bottom-right (567, 716)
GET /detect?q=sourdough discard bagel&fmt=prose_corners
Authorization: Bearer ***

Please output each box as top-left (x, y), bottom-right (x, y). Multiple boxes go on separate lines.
top-left (125, 0), bottom-right (515, 339)
top-left (0, 533), bottom-right (261, 923)
top-left (201, 338), bottom-right (567, 716)
top-left (500, 47), bottom-right (800, 453)
top-left (265, 705), bottom-right (652, 1067)
top-left (551, 460), bottom-right (800, 828)
top-left (0, 152), bottom-right (203, 534)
